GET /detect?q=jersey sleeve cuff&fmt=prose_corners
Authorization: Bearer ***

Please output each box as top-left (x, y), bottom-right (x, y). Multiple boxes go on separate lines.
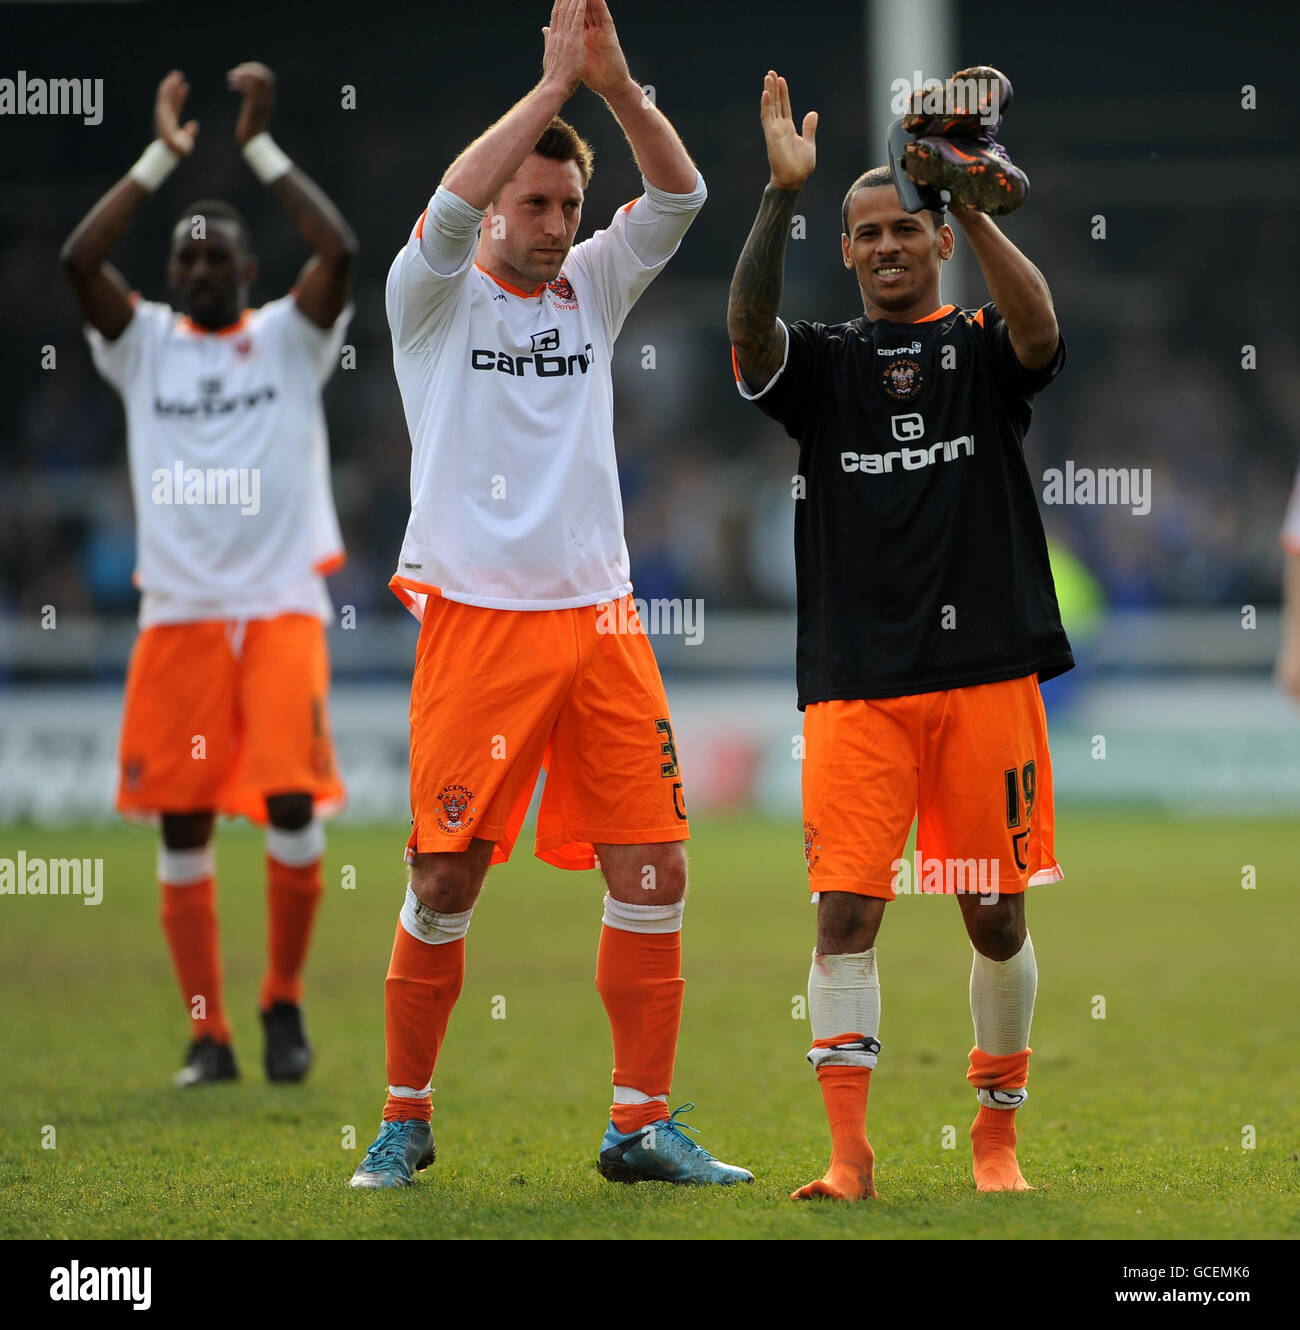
top-left (415, 186), bottom-right (485, 278)
top-left (732, 319), bottom-right (790, 400)
top-left (639, 170), bottom-right (708, 214)
top-left (429, 184), bottom-right (487, 234)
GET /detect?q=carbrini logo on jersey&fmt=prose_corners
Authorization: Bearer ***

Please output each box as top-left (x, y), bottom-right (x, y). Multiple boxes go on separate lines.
top-left (840, 435), bottom-right (974, 475)
top-left (469, 340), bottom-right (596, 377)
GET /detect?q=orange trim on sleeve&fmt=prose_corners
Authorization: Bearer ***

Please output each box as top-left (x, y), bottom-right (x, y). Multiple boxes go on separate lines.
top-left (314, 551), bottom-right (347, 577)
top-left (415, 208), bottom-right (428, 240)
top-left (390, 573), bottom-right (442, 595)
top-left (473, 262), bottom-right (545, 299)
top-left (973, 307), bottom-right (986, 327)
top-left (911, 303), bottom-right (957, 324)
top-left (389, 573), bottom-right (442, 602)
top-left (730, 345), bottom-right (742, 383)
top-left (621, 197), bottom-right (640, 213)
top-left (389, 573), bottom-right (444, 623)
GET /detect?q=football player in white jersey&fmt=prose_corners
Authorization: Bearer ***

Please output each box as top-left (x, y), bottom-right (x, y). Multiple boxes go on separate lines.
top-left (62, 64), bottom-right (355, 1088)
top-left (351, 0), bottom-right (752, 1188)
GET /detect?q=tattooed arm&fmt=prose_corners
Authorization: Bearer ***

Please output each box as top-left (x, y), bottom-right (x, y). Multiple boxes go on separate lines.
top-left (728, 185), bottom-right (802, 391)
top-left (727, 72), bottom-right (818, 393)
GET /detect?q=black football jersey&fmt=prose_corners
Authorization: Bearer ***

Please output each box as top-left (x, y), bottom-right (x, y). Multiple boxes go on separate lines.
top-left (741, 302), bottom-right (1074, 707)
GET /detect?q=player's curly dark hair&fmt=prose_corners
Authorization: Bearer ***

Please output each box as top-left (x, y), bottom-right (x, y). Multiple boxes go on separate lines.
top-left (175, 200), bottom-right (254, 257)
top-left (842, 166), bottom-right (944, 235)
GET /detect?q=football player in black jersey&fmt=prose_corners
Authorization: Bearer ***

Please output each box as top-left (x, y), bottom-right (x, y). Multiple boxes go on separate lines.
top-left (728, 71), bottom-right (1073, 1200)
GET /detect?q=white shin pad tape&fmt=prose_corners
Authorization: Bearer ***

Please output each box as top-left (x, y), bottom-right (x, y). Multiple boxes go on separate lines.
top-left (387, 1082), bottom-right (433, 1098)
top-left (266, 819), bottom-right (326, 868)
top-left (612, 1087), bottom-right (668, 1105)
top-left (157, 844), bottom-right (215, 886)
top-left (807, 948), bottom-right (882, 1069)
top-left (977, 1086), bottom-right (1029, 1110)
top-left (969, 933), bottom-right (1037, 1056)
top-left (399, 886), bottom-right (472, 945)
top-left (600, 893), bottom-right (684, 934)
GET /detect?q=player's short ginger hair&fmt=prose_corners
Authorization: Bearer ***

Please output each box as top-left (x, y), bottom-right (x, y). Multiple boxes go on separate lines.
top-left (533, 116), bottom-right (594, 186)
top-left (842, 165), bottom-right (944, 235)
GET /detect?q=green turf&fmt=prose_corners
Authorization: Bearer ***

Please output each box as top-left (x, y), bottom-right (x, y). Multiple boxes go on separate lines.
top-left (0, 812), bottom-right (1295, 1239)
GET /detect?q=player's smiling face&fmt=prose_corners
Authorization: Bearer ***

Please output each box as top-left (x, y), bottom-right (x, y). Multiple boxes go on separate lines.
top-left (167, 218), bottom-right (255, 330)
top-left (842, 185), bottom-right (953, 321)
top-left (484, 153), bottom-right (585, 291)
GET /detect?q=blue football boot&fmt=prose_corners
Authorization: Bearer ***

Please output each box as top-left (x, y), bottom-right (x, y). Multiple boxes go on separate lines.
top-left (597, 1102), bottom-right (754, 1186)
top-left (349, 1119), bottom-right (436, 1189)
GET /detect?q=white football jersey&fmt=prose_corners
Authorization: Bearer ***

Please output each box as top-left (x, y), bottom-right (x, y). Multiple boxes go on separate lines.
top-left (86, 295), bottom-right (350, 627)
top-left (386, 177), bottom-right (705, 617)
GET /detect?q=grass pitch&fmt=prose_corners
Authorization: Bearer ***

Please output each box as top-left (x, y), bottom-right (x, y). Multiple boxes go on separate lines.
top-left (0, 811), bottom-right (1295, 1240)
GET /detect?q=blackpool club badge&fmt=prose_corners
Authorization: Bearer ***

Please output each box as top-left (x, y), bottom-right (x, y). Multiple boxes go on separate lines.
top-left (435, 783), bottom-right (477, 834)
top-left (881, 355), bottom-right (924, 401)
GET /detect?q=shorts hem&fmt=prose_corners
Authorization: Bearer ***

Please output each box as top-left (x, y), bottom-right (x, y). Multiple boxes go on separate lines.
top-left (808, 877), bottom-right (898, 901)
top-left (407, 825), bottom-right (506, 857)
top-left (535, 824), bottom-right (691, 873)
top-left (537, 824), bottom-right (691, 850)
top-left (117, 789), bottom-right (345, 827)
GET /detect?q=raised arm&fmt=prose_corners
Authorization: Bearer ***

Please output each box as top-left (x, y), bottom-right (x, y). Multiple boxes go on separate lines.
top-left (581, 0), bottom-right (696, 194)
top-left (61, 70), bottom-right (198, 340)
top-left (727, 72), bottom-right (818, 393)
top-left (228, 62), bottom-right (357, 330)
top-left (949, 205), bottom-right (1059, 369)
top-left (441, 0), bottom-right (587, 210)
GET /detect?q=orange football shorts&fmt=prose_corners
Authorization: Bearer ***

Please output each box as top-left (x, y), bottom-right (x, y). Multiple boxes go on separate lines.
top-left (117, 613), bottom-right (343, 825)
top-left (405, 594), bottom-right (689, 869)
top-left (801, 673), bottom-right (1061, 900)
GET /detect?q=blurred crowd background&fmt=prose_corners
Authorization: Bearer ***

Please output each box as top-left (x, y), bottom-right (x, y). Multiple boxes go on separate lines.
top-left (3, 0), bottom-right (1296, 677)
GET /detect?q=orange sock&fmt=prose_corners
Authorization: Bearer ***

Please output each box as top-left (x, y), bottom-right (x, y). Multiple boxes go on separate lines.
top-left (792, 1050), bottom-right (877, 1201)
top-left (260, 855), bottom-right (324, 1010)
top-left (595, 925), bottom-right (683, 1133)
top-left (383, 924), bottom-right (465, 1123)
top-left (160, 876), bottom-right (230, 1045)
top-left (968, 1045), bottom-right (1033, 1191)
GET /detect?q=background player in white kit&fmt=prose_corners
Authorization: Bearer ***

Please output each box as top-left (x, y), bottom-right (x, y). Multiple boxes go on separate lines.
top-left (62, 64), bottom-right (355, 1087)
top-left (351, 0), bottom-right (752, 1189)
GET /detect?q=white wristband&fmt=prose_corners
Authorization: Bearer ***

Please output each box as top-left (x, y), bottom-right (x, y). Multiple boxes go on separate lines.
top-left (242, 131), bottom-right (292, 185)
top-left (128, 139), bottom-right (180, 193)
